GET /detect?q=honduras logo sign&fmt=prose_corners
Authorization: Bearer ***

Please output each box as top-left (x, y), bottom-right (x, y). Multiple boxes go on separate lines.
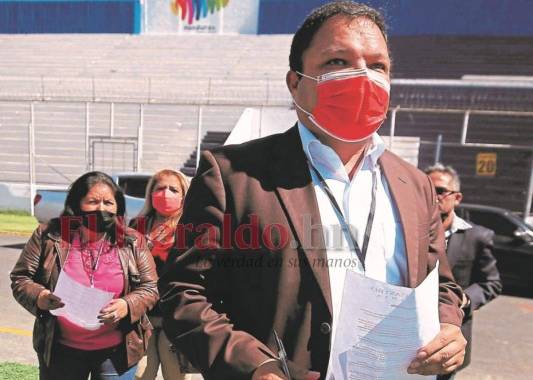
top-left (170, 0), bottom-right (230, 25)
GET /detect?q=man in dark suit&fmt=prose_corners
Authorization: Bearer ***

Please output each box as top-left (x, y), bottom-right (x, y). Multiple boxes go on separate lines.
top-left (426, 164), bottom-right (502, 380)
top-left (159, 2), bottom-right (467, 379)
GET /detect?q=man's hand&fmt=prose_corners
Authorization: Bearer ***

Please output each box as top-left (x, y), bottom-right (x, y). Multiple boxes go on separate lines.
top-left (252, 361), bottom-right (287, 380)
top-left (407, 323), bottom-right (466, 375)
top-left (251, 360), bottom-right (321, 380)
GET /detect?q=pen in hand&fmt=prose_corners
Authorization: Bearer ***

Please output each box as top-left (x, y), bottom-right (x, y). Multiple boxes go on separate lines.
top-left (274, 329), bottom-right (291, 379)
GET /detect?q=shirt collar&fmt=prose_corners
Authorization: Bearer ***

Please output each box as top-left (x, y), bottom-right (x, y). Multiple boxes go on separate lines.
top-left (446, 214), bottom-right (472, 238)
top-left (297, 121), bottom-right (385, 183)
top-left (451, 214), bottom-right (472, 233)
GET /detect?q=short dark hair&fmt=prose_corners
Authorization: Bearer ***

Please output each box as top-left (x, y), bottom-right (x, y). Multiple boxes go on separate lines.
top-left (62, 171), bottom-right (126, 217)
top-left (289, 1), bottom-right (388, 73)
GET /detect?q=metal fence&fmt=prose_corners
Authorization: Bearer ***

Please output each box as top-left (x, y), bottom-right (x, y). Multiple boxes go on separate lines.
top-left (0, 99), bottom-right (286, 214)
top-left (384, 106), bottom-right (533, 219)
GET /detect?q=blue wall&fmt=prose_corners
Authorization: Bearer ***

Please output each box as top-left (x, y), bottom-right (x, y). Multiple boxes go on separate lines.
top-left (3, 0), bottom-right (532, 36)
top-left (258, 0), bottom-right (533, 36)
top-left (0, 0), bottom-right (140, 33)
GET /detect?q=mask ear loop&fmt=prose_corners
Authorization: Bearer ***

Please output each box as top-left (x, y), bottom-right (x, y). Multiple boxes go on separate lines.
top-left (292, 100), bottom-right (328, 139)
top-left (295, 71), bottom-right (319, 82)
top-left (292, 70), bottom-right (317, 118)
top-left (293, 100), bottom-right (312, 117)
top-left (292, 71), bottom-right (323, 131)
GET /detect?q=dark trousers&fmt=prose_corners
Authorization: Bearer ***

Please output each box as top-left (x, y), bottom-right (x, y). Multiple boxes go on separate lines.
top-left (39, 343), bottom-right (137, 380)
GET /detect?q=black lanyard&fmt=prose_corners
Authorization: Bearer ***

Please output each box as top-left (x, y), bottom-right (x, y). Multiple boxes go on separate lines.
top-left (309, 163), bottom-right (378, 271)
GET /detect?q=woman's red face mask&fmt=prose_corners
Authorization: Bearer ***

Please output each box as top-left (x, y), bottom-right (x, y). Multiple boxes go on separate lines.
top-left (294, 69), bottom-right (390, 142)
top-left (151, 189), bottom-right (182, 217)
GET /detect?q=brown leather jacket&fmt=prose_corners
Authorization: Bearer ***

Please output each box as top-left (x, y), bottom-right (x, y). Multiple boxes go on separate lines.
top-left (10, 222), bottom-right (159, 368)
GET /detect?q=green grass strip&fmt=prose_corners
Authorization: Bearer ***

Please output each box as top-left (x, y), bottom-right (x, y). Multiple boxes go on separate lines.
top-left (0, 212), bottom-right (38, 235)
top-left (0, 362), bottom-right (38, 380)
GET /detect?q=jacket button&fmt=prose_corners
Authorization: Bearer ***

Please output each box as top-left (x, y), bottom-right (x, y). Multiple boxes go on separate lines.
top-left (320, 322), bottom-right (331, 335)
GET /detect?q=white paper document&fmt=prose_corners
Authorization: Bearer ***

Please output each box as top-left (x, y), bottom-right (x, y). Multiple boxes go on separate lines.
top-left (327, 263), bottom-right (440, 380)
top-left (50, 269), bottom-right (114, 330)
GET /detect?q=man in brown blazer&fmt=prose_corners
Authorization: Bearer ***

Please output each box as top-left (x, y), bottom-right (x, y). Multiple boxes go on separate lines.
top-left (159, 2), bottom-right (467, 380)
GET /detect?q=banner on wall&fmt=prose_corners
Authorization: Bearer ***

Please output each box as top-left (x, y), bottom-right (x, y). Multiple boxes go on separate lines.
top-left (144, 0), bottom-right (259, 34)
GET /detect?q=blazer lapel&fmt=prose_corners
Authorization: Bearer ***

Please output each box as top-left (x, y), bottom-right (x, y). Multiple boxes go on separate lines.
top-left (269, 125), bottom-right (332, 316)
top-left (446, 231), bottom-right (464, 267)
top-left (379, 151), bottom-right (419, 287)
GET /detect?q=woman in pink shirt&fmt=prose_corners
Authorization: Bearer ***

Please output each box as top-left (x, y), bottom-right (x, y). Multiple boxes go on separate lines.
top-left (11, 171), bottom-right (159, 380)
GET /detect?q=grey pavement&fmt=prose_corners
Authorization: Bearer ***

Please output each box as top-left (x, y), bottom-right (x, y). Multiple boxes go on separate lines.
top-left (0, 234), bottom-right (36, 365)
top-left (455, 295), bottom-right (533, 380)
top-left (1, 234), bottom-right (532, 379)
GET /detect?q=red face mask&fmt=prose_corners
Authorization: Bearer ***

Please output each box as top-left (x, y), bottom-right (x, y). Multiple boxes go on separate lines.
top-left (151, 189), bottom-right (182, 217)
top-left (294, 68), bottom-right (390, 142)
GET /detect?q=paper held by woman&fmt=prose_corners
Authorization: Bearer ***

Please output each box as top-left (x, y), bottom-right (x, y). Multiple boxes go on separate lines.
top-left (50, 269), bottom-right (114, 330)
